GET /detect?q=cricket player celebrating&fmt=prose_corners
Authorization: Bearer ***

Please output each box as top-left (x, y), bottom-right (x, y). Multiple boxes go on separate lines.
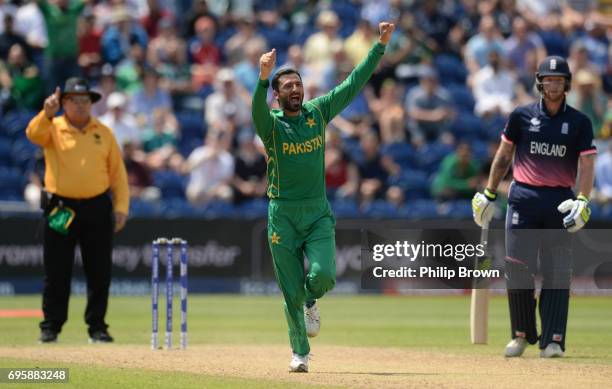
top-left (252, 22), bottom-right (395, 372)
top-left (473, 56), bottom-right (596, 358)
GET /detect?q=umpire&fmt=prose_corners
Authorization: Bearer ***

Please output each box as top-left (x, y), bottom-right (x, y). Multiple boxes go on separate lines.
top-left (472, 56), bottom-right (596, 358)
top-left (26, 77), bottom-right (129, 343)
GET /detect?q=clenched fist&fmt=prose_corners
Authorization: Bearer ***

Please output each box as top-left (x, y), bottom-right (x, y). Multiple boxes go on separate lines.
top-left (378, 22), bottom-right (395, 45)
top-left (259, 48), bottom-right (276, 81)
top-left (44, 87), bottom-right (61, 120)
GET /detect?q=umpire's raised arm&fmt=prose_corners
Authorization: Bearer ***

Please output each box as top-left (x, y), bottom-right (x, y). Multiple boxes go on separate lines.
top-left (308, 22), bottom-right (395, 123)
top-left (252, 48), bottom-right (277, 143)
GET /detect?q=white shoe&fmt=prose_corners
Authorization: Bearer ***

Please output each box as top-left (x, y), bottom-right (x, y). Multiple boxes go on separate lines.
top-left (540, 343), bottom-right (564, 358)
top-left (304, 302), bottom-right (320, 338)
top-left (288, 353), bottom-right (309, 372)
top-left (505, 337), bottom-right (529, 357)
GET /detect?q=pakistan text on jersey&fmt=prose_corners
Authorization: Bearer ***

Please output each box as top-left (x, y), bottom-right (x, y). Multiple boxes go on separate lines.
top-left (529, 141), bottom-right (567, 157)
top-left (281, 135), bottom-right (324, 155)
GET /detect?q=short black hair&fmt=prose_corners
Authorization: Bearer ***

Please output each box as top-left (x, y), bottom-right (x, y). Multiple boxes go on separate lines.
top-left (271, 68), bottom-right (302, 92)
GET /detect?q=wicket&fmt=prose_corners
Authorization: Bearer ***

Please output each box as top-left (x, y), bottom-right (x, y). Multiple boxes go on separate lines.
top-left (151, 237), bottom-right (188, 350)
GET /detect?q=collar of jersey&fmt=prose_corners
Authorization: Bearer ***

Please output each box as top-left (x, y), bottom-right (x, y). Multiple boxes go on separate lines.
top-left (538, 97), bottom-right (567, 117)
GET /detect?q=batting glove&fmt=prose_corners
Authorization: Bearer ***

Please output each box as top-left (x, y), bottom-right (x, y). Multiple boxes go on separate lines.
top-left (472, 188), bottom-right (497, 227)
top-left (557, 194), bottom-right (590, 233)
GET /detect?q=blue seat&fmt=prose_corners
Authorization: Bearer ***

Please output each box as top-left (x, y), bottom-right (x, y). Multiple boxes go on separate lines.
top-left (0, 138), bottom-right (12, 166)
top-left (236, 198), bottom-right (269, 219)
top-left (161, 198), bottom-right (196, 218)
top-left (447, 84), bottom-right (475, 113)
top-left (416, 142), bottom-right (455, 174)
top-left (200, 200), bottom-right (234, 219)
top-left (450, 111), bottom-right (483, 141)
top-left (387, 170), bottom-right (430, 199)
top-left (331, 198), bottom-right (360, 218)
top-left (399, 199), bottom-right (439, 219)
top-left (362, 200), bottom-right (398, 218)
top-left (0, 167), bottom-right (24, 189)
top-left (441, 200), bottom-right (472, 218)
top-left (153, 170), bottom-right (186, 200)
top-left (176, 111), bottom-right (205, 140)
top-left (10, 138), bottom-right (38, 169)
top-left (434, 54), bottom-right (468, 85)
top-left (129, 198), bottom-right (161, 217)
top-left (380, 142), bottom-right (416, 169)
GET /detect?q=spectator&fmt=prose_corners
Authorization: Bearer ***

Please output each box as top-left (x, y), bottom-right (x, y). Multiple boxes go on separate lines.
top-left (147, 17), bottom-right (184, 69)
top-left (233, 38), bottom-right (265, 93)
top-left (567, 41), bottom-right (599, 91)
top-left (188, 16), bottom-right (221, 89)
top-left (593, 141), bottom-right (612, 204)
top-left (325, 129), bottom-right (359, 200)
top-left (231, 131), bottom-right (267, 204)
top-left (100, 6), bottom-right (148, 66)
top-left (431, 142), bottom-right (479, 201)
top-left (224, 15), bottom-right (265, 66)
top-left (99, 92), bottom-right (141, 148)
top-left (303, 10), bottom-right (342, 71)
top-left (405, 68), bottom-right (454, 146)
top-left (184, 0), bottom-right (216, 39)
top-left (183, 129), bottom-right (234, 206)
top-left (77, 10), bottom-right (102, 79)
top-left (123, 140), bottom-right (160, 201)
top-left (14, 0), bottom-right (48, 61)
top-left (141, 0), bottom-right (173, 38)
top-left (384, 12), bottom-right (434, 80)
top-left (464, 15), bottom-right (505, 76)
top-left (115, 38), bottom-right (146, 94)
top-left (129, 66), bottom-right (172, 126)
top-left (344, 19), bottom-right (377, 68)
top-left (566, 70), bottom-right (607, 138)
top-left (91, 64), bottom-right (116, 117)
top-left (0, 0), bottom-right (16, 34)
top-left (414, 0), bottom-right (455, 51)
top-left (154, 30), bottom-right (191, 96)
top-left (142, 107), bottom-right (183, 172)
top-left (366, 79), bottom-right (406, 145)
top-left (0, 13), bottom-right (30, 61)
top-left (472, 49), bottom-right (516, 117)
top-left (37, 0), bottom-right (85, 92)
top-left (503, 16), bottom-right (547, 77)
top-left (354, 130), bottom-right (399, 206)
top-left (0, 43), bottom-right (45, 111)
top-left (574, 21), bottom-right (609, 74)
top-left (204, 67), bottom-right (250, 135)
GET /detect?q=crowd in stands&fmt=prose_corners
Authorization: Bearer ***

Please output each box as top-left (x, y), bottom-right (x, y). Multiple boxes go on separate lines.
top-left (0, 0), bottom-right (611, 219)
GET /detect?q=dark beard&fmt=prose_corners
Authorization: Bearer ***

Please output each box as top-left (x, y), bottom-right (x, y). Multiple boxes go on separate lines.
top-left (280, 96), bottom-right (302, 113)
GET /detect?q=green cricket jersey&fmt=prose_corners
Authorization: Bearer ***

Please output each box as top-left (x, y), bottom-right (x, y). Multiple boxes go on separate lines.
top-left (252, 42), bottom-right (386, 201)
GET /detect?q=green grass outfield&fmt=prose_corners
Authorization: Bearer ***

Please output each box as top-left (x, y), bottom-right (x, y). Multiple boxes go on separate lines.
top-left (0, 294), bottom-right (611, 388)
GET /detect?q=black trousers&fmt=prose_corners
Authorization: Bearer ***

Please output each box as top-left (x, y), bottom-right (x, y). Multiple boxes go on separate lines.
top-left (39, 192), bottom-right (114, 335)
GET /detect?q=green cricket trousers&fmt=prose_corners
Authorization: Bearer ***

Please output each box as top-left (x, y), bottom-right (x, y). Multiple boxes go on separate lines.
top-left (267, 198), bottom-right (336, 356)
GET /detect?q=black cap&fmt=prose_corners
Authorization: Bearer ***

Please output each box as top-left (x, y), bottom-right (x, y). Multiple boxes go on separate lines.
top-left (61, 77), bottom-right (102, 103)
top-left (536, 56), bottom-right (572, 81)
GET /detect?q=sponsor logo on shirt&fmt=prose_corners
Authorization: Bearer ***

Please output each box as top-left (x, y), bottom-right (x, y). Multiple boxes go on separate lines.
top-left (561, 122), bottom-right (568, 134)
top-left (282, 135), bottom-right (323, 155)
top-left (530, 141), bottom-right (567, 157)
top-left (528, 117), bottom-right (541, 132)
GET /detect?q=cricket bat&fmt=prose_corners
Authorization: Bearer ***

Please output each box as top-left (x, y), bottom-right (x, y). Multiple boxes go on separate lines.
top-left (470, 220), bottom-right (490, 344)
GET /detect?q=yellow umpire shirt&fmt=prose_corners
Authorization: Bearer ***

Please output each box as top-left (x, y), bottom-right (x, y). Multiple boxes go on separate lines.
top-left (26, 111), bottom-right (130, 215)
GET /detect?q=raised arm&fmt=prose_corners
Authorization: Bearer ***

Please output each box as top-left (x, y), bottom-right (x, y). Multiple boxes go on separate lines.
top-left (26, 87), bottom-right (61, 147)
top-left (252, 48), bottom-right (276, 142)
top-left (309, 22), bottom-right (394, 122)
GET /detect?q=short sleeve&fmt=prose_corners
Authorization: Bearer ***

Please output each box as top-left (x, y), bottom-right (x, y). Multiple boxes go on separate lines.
top-left (577, 115), bottom-right (597, 156)
top-left (501, 110), bottom-right (521, 145)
